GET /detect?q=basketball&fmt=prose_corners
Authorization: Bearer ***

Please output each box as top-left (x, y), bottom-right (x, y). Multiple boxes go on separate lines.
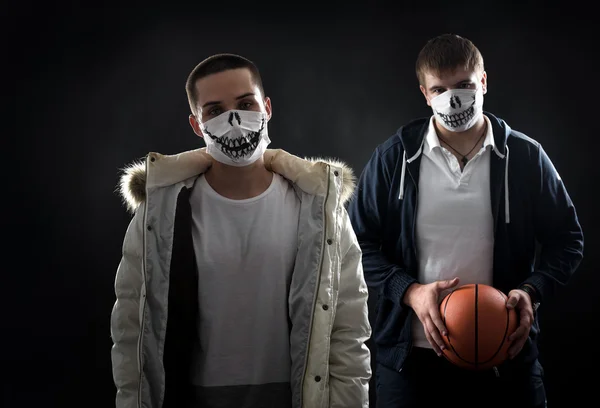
top-left (439, 283), bottom-right (518, 371)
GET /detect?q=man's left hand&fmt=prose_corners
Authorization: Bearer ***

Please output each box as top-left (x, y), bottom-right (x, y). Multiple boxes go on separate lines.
top-left (506, 289), bottom-right (534, 359)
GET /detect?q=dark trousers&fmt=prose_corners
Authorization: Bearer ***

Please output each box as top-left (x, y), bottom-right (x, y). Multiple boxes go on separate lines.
top-left (376, 347), bottom-right (546, 408)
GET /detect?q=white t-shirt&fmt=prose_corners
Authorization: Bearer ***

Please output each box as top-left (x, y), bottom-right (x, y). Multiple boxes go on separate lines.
top-left (189, 172), bottom-right (301, 406)
top-left (412, 116), bottom-right (495, 349)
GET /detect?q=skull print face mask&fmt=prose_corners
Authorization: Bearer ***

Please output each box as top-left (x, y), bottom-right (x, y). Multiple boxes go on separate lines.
top-left (430, 88), bottom-right (484, 132)
top-left (200, 109), bottom-right (270, 167)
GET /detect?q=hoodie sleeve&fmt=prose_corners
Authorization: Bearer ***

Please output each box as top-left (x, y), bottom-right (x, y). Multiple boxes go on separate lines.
top-left (521, 145), bottom-right (584, 303)
top-left (348, 148), bottom-right (417, 305)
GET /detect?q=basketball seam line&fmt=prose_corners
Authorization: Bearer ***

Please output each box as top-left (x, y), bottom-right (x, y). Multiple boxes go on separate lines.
top-left (444, 285), bottom-right (509, 368)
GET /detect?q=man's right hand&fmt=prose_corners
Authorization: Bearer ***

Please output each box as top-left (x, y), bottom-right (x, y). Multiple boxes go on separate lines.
top-left (402, 278), bottom-right (460, 356)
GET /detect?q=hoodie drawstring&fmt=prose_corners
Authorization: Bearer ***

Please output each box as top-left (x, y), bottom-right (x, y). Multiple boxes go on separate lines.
top-left (397, 144), bottom-right (510, 224)
top-left (398, 151), bottom-right (407, 200)
top-left (504, 145), bottom-right (510, 224)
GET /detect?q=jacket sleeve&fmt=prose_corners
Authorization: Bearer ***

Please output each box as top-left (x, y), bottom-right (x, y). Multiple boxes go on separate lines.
top-left (348, 148), bottom-right (417, 305)
top-left (111, 204), bottom-right (145, 408)
top-left (521, 145), bottom-right (584, 303)
top-left (329, 209), bottom-right (372, 408)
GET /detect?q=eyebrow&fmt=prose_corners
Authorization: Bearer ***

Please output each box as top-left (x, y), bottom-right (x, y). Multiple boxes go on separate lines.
top-left (428, 80), bottom-right (473, 92)
top-left (202, 92), bottom-right (256, 108)
top-left (455, 80), bottom-right (473, 86)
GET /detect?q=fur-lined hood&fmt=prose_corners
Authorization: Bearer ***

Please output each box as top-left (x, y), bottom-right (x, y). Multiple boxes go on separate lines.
top-left (119, 148), bottom-right (356, 214)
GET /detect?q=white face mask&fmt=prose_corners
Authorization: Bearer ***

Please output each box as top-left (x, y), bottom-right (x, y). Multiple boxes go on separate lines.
top-left (430, 88), bottom-right (484, 132)
top-left (200, 110), bottom-right (270, 167)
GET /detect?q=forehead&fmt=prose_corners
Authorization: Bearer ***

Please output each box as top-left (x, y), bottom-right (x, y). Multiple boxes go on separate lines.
top-left (194, 68), bottom-right (262, 104)
top-left (423, 68), bottom-right (480, 88)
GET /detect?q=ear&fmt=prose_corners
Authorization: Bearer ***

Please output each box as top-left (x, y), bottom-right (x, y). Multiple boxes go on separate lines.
top-left (480, 71), bottom-right (488, 95)
top-left (189, 114), bottom-right (204, 138)
top-left (264, 97), bottom-right (273, 121)
top-left (420, 85), bottom-right (432, 107)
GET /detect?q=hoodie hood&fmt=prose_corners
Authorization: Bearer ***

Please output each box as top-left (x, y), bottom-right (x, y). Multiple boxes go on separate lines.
top-left (118, 148), bottom-right (356, 214)
top-left (395, 111), bottom-right (511, 159)
top-left (394, 112), bottom-right (512, 223)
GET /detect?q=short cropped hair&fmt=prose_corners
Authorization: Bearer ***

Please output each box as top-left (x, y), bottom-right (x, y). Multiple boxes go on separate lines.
top-left (415, 34), bottom-right (484, 85)
top-left (185, 53), bottom-right (265, 116)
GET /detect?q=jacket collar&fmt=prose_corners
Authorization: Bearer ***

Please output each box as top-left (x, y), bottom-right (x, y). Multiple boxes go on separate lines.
top-left (118, 148), bottom-right (356, 214)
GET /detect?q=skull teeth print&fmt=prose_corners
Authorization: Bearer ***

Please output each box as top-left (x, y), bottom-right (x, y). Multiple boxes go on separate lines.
top-left (203, 117), bottom-right (266, 161)
top-left (437, 105), bottom-right (475, 128)
top-left (216, 132), bottom-right (261, 160)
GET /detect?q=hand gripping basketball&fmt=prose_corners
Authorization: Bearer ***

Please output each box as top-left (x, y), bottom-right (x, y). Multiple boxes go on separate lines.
top-left (403, 278), bottom-right (461, 356)
top-left (505, 288), bottom-right (535, 360)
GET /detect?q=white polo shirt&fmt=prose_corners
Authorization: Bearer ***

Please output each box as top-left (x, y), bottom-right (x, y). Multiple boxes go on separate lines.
top-left (411, 115), bottom-right (496, 349)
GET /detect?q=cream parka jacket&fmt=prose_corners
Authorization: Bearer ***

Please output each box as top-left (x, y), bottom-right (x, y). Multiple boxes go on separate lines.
top-left (111, 148), bottom-right (372, 408)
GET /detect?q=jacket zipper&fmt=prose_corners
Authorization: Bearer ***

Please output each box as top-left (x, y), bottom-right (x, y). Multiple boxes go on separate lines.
top-left (137, 157), bottom-right (150, 408)
top-left (298, 165), bottom-right (332, 405)
top-left (407, 161), bottom-right (419, 262)
top-left (402, 157), bottom-right (419, 370)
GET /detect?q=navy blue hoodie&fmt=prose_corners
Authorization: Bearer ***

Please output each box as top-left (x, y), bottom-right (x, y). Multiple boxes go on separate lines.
top-left (348, 112), bottom-right (584, 371)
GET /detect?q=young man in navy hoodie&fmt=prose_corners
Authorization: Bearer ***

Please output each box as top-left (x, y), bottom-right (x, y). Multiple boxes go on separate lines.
top-left (348, 34), bottom-right (584, 408)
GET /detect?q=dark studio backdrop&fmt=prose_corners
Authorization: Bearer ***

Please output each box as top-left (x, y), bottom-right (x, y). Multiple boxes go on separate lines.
top-left (4, 1), bottom-right (598, 407)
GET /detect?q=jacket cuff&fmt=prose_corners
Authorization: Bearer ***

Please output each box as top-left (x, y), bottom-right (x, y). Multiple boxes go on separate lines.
top-left (383, 267), bottom-right (417, 304)
top-left (520, 273), bottom-right (548, 304)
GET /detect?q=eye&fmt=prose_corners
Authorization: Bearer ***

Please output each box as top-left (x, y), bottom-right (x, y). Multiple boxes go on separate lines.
top-left (432, 88), bottom-right (445, 94)
top-left (460, 82), bottom-right (475, 89)
top-left (238, 101), bottom-right (254, 110)
top-left (208, 107), bottom-right (222, 116)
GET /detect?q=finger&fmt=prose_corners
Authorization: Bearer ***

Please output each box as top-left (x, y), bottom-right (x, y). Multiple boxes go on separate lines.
top-left (428, 316), bottom-right (447, 350)
top-left (437, 277), bottom-right (460, 291)
top-left (424, 332), bottom-right (442, 356)
top-left (430, 308), bottom-right (448, 337)
top-left (424, 321), bottom-right (443, 355)
top-left (508, 323), bottom-right (528, 343)
top-left (429, 327), bottom-right (447, 352)
top-left (507, 334), bottom-right (527, 359)
top-left (509, 313), bottom-right (533, 342)
top-left (506, 293), bottom-right (520, 309)
top-left (520, 311), bottom-right (533, 328)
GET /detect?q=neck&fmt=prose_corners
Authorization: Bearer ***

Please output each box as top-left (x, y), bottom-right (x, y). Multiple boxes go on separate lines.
top-left (204, 157), bottom-right (274, 200)
top-left (434, 115), bottom-right (487, 150)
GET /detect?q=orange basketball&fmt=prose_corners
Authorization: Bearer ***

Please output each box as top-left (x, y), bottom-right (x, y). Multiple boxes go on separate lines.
top-left (439, 283), bottom-right (518, 371)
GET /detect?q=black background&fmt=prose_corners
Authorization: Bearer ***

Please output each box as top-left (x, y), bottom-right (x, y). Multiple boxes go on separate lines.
top-left (4, 1), bottom-right (597, 407)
